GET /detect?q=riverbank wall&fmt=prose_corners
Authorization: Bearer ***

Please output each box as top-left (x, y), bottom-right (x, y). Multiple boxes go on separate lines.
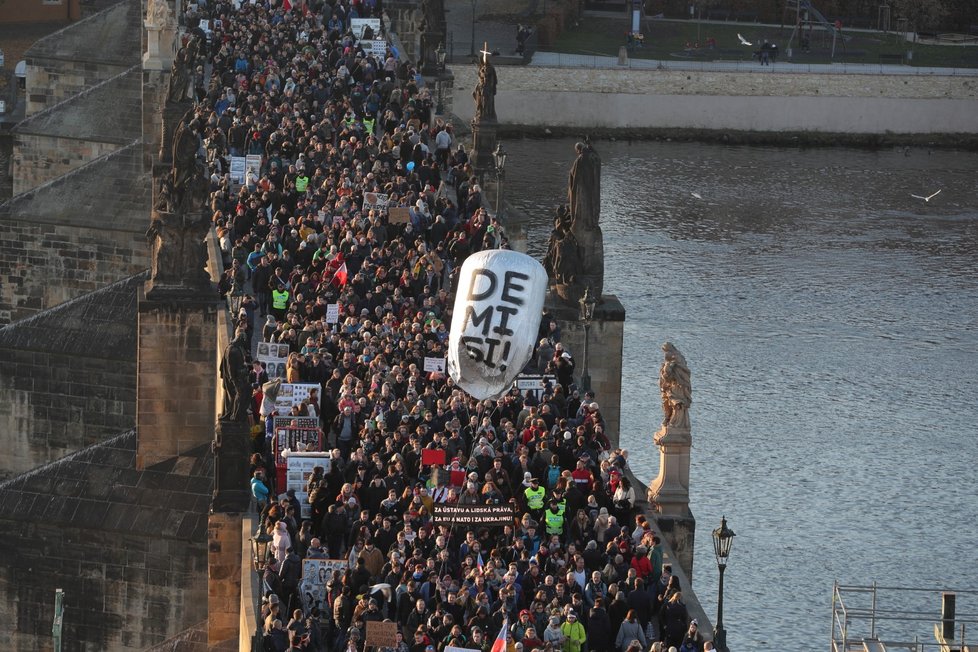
top-left (451, 65), bottom-right (978, 139)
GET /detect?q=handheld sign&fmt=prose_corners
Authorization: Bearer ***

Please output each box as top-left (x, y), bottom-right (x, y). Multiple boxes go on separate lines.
top-left (448, 250), bottom-right (547, 399)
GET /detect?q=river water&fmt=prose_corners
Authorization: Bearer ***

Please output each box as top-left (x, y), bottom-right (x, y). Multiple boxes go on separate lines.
top-left (504, 138), bottom-right (978, 649)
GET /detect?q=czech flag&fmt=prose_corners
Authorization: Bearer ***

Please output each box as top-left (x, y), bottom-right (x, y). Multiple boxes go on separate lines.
top-left (331, 262), bottom-right (348, 288)
top-left (491, 617), bottom-right (508, 652)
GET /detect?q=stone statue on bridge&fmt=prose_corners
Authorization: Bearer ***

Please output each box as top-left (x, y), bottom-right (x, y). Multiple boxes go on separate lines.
top-left (658, 342), bottom-right (691, 431)
top-left (219, 328), bottom-right (251, 423)
top-left (547, 139), bottom-right (604, 305)
top-left (472, 50), bottom-right (497, 123)
top-left (147, 110), bottom-right (212, 292)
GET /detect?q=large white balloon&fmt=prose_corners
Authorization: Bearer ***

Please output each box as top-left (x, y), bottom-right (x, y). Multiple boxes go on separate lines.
top-left (448, 250), bottom-right (547, 400)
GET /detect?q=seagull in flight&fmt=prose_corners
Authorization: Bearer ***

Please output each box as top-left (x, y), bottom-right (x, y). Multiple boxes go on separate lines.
top-left (691, 192), bottom-right (703, 200)
top-left (910, 189), bottom-right (942, 202)
top-left (738, 33), bottom-right (752, 46)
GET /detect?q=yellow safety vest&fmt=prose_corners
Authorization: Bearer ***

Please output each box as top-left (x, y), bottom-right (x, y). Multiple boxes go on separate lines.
top-left (295, 175), bottom-right (309, 193)
top-left (272, 289), bottom-right (289, 310)
top-left (524, 486), bottom-right (546, 510)
top-left (544, 509), bottom-right (564, 534)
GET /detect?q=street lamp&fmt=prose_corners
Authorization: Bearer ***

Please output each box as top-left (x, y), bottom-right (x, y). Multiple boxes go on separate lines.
top-left (578, 285), bottom-right (596, 392)
top-left (250, 530), bottom-right (274, 572)
top-left (470, 0), bottom-right (477, 59)
top-left (436, 42), bottom-right (447, 71)
top-left (712, 516), bottom-right (736, 651)
top-left (492, 142), bottom-right (507, 219)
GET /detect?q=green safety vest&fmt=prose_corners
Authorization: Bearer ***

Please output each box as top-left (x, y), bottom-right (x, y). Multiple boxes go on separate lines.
top-left (544, 509), bottom-right (564, 534)
top-left (272, 289), bottom-right (290, 310)
top-left (295, 175), bottom-right (309, 193)
top-left (363, 117), bottom-right (374, 135)
top-left (524, 486), bottom-right (546, 510)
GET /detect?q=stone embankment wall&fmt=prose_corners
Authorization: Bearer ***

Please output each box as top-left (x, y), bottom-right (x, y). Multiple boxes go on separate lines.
top-left (452, 66), bottom-right (978, 135)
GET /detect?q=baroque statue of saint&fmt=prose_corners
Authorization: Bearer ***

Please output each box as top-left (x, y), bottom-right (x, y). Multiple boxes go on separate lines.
top-left (472, 55), bottom-right (497, 123)
top-left (219, 329), bottom-right (252, 423)
top-left (658, 342), bottom-right (691, 430)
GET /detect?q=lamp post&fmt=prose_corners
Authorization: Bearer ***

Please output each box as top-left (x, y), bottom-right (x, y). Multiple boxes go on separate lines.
top-left (250, 530), bottom-right (274, 573)
top-left (578, 285), bottom-right (596, 392)
top-left (492, 142), bottom-right (507, 219)
top-left (470, 0), bottom-right (477, 59)
top-left (435, 43), bottom-right (447, 115)
top-left (712, 516), bottom-right (736, 651)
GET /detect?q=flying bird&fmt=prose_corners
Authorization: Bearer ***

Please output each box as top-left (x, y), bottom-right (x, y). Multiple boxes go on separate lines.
top-left (910, 189), bottom-right (942, 202)
top-left (738, 33), bottom-right (752, 46)
top-left (691, 192), bottom-right (703, 200)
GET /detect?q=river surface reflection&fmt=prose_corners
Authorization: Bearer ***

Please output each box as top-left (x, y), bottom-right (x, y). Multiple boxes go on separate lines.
top-left (505, 138), bottom-right (978, 648)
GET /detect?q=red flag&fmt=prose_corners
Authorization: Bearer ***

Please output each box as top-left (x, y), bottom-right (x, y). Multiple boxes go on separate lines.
top-left (421, 448), bottom-right (446, 466)
top-left (282, 0), bottom-right (292, 11)
top-left (331, 262), bottom-right (348, 288)
top-left (491, 617), bottom-right (508, 652)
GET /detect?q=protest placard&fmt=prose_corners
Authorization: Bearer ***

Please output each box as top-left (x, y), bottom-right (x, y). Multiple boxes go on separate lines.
top-left (363, 191), bottom-right (390, 210)
top-left (286, 452), bottom-right (331, 518)
top-left (350, 17), bottom-right (382, 40)
top-left (365, 40), bottom-right (388, 58)
top-left (275, 383), bottom-right (322, 412)
top-left (388, 207), bottom-right (411, 224)
top-left (365, 621), bottom-right (399, 648)
top-left (230, 156), bottom-right (246, 185)
top-left (432, 504), bottom-right (516, 526)
top-left (326, 303), bottom-right (340, 324)
top-left (423, 357), bottom-right (446, 373)
top-left (257, 342), bottom-right (289, 379)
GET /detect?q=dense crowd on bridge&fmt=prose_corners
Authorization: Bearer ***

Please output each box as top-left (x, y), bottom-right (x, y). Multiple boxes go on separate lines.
top-left (178, 0), bottom-right (705, 650)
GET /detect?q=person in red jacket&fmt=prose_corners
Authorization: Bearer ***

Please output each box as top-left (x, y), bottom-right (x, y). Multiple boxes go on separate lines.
top-left (629, 545), bottom-right (653, 582)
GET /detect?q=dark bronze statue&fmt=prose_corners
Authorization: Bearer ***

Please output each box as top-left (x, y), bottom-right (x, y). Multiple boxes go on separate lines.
top-left (547, 140), bottom-right (604, 304)
top-left (166, 36), bottom-right (198, 104)
top-left (219, 329), bottom-right (251, 422)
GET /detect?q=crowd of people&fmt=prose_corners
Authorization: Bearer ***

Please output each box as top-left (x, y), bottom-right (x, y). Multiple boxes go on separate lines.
top-left (176, 0), bottom-right (705, 650)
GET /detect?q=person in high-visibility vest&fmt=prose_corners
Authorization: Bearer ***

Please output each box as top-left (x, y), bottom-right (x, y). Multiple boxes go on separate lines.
top-left (544, 499), bottom-right (565, 537)
top-left (271, 283), bottom-right (289, 320)
top-left (295, 172), bottom-right (309, 193)
top-left (524, 477), bottom-right (546, 518)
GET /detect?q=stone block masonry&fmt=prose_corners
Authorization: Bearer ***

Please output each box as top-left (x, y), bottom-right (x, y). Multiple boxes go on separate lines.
top-left (11, 135), bottom-right (120, 195)
top-left (452, 65), bottom-right (978, 134)
top-left (136, 294), bottom-right (221, 469)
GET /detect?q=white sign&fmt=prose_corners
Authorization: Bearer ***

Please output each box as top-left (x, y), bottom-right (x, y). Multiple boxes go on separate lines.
top-left (325, 303), bottom-right (340, 324)
top-left (350, 17), bottom-right (382, 40)
top-left (448, 250), bottom-right (547, 400)
top-left (257, 341), bottom-right (289, 379)
top-left (362, 191), bottom-right (389, 210)
top-left (246, 154), bottom-right (262, 177)
top-left (230, 156), bottom-right (246, 185)
top-left (365, 39), bottom-right (389, 58)
top-left (286, 453), bottom-right (331, 518)
top-left (275, 383), bottom-right (322, 412)
top-left (424, 357), bottom-right (446, 373)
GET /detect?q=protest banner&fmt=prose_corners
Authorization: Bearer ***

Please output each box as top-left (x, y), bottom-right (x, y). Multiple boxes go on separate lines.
top-left (362, 191), bottom-right (390, 210)
top-left (257, 341), bottom-right (289, 379)
top-left (432, 504), bottom-right (516, 526)
top-left (365, 621), bottom-right (399, 648)
top-left (325, 303), bottom-right (340, 324)
top-left (388, 207), bottom-right (411, 224)
top-left (421, 448), bottom-right (446, 466)
top-left (286, 452), bottom-right (331, 518)
top-left (299, 558), bottom-right (348, 612)
top-left (423, 357), bottom-right (446, 373)
top-left (230, 156), bottom-right (246, 185)
top-left (350, 17), bottom-right (382, 40)
top-left (512, 374), bottom-right (558, 401)
top-left (365, 39), bottom-right (388, 58)
top-left (274, 383), bottom-right (322, 412)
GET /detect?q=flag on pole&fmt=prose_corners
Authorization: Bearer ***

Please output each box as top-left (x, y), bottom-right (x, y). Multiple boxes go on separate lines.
top-left (490, 616), bottom-right (508, 652)
top-left (331, 262), bottom-right (348, 288)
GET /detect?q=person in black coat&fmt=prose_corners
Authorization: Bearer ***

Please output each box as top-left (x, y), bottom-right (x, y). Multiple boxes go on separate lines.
top-left (625, 578), bottom-right (652, 633)
top-left (588, 598), bottom-right (614, 652)
top-left (607, 589), bottom-right (629, 642)
top-left (658, 592), bottom-right (689, 649)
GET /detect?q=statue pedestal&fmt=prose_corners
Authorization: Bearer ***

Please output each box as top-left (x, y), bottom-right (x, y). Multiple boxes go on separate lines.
top-left (470, 118), bottom-right (497, 180)
top-left (212, 420), bottom-right (252, 513)
top-left (649, 424), bottom-right (691, 516)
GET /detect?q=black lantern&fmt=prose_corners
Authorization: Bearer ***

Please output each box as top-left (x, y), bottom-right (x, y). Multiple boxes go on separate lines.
top-left (579, 285), bottom-right (596, 392)
top-left (436, 42), bottom-right (447, 71)
top-left (712, 516), bottom-right (736, 650)
top-left (250, 530), bottom-right (274, 573)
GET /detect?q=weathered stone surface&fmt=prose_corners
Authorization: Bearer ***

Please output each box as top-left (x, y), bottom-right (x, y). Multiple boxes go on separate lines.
top-left (0, 143), bottom-right (151, 325)
top-left (0, 431), bottom-right (212, 650)
top-left (12, 66), bottom-right (142, 194)
top-left (0, 273), bottom-right (142, 479)
top-left (23, 0), bottom-right (140, 115)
